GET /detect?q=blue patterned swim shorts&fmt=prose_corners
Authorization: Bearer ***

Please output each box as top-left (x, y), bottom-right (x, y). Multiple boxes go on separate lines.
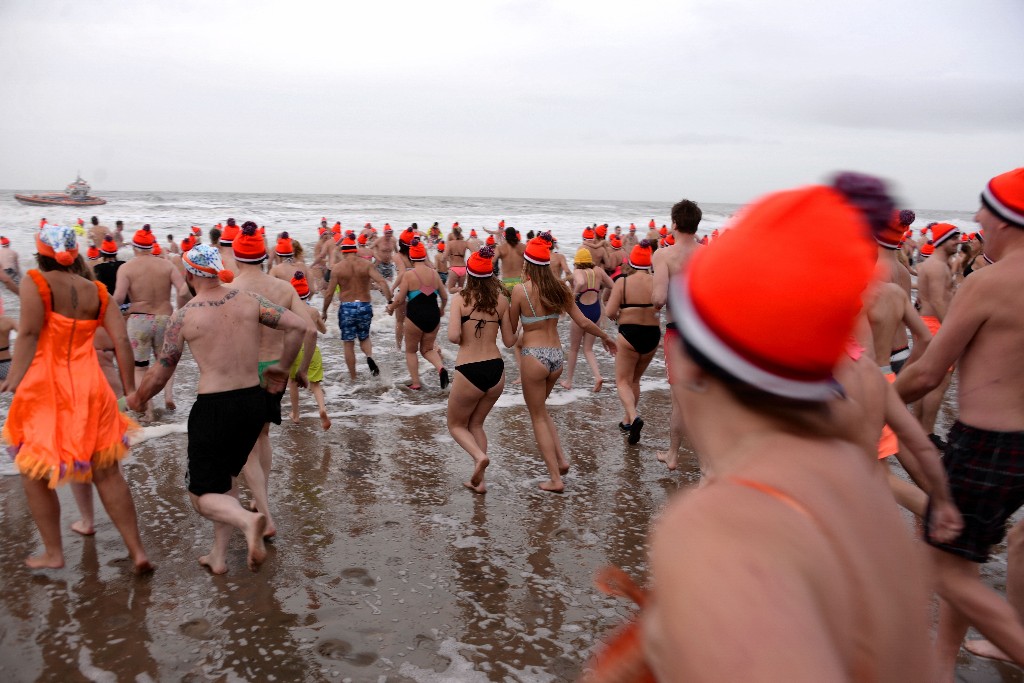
top-left (339, 301), bottom-right (373, 342)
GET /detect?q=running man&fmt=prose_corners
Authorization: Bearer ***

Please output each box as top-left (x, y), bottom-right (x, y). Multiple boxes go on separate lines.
top-left (127, 245), bottom-right (308, 574)
top-left (322, 234), bottom-right (392, 381)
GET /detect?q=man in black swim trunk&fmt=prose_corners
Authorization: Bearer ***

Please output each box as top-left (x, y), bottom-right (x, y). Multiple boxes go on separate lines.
top-left (896, 168), bottom-right (1024, 677)
top-left (128, 245), bottom-right (309, 574)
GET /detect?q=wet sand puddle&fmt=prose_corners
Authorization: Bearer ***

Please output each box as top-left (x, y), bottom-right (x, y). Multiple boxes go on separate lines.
top-left (0, 296), bottom-right (1020, 681)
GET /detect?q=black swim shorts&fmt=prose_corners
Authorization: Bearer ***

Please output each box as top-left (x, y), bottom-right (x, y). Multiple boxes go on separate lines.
top-left (925, 420), bottom-right (1024, 563)
top-left (187, 385), bottom-right (268, 496)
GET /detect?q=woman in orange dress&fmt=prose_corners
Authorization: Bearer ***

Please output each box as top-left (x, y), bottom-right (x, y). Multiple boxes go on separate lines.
top-left (2, 225), bottom-right (152, 573)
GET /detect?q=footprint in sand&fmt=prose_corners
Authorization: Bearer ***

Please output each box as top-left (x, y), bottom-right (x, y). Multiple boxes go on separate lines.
top-left (345, 651), bottom-right (378, 667)
top-left (552, 527), bottom-right (578, 541)
top-left (340, 567), bottom-right (376, 587)
top-left (316, 638), bottom-right (352, 660)
top-left (179, 618), bottom-right (213, 639)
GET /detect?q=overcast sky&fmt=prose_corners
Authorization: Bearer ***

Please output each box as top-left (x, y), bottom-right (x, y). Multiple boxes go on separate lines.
top-left (1, 0), bottom-right (1021, 209)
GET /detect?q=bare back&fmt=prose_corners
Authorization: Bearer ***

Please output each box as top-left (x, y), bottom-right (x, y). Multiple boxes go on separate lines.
top-left (916, 253), bottom-right (954, 320)
top-left (497, 242), bottom-right (525, 280)
top-left (866, 283), bottom-right (909, 365)
top-left (448, 238), bottom-right (468, 267)
top-left (332, 254), bottom-right (386, 302)
top-left (116, 253), bottom-right (183, 316)
top-left (233, 269), bottom-right (306, 362)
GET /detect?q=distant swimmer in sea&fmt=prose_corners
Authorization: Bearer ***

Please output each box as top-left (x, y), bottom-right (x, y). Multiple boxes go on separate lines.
top-left (322, 234), bottom-right (391, 381)
top-left (2, 225), bottom-right (152, 574)
top-left (650, 199), bottom-right (703, 471)
top-left (559, 247), bottom-right (613, 393)
top-left (128, 244), bottom-right (308, 573)
top-left (606, 240), bottom-right (660, 445)
top-left (446, 245), bottom-right (517, 494)
top-left (387, 239), bottom-right (448, 390)
top-left (510, 235), bottom-right (615, 493)
top-left (591, 178), bottom-right (937, 681)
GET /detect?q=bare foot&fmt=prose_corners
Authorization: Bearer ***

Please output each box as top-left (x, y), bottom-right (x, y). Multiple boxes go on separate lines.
top-left (656, 451), bottom-right (678, 471)
top-left (319, 410), bottom-right (332, 431)
top-left (539, 480), bottom-right (565, 494)
top-left (247, 513), bottom-right (268, 571)
top-left (558, 460), bottom-right (570, 476)
top-left (290, 411), bottom-right (300, 424)
top-left (71, 520), bottom-right (96, 536)
top-left (164, 400), bottom-right (176, 411)
top-left (463, 481), bottom-right (487, 494)
top-left (25, 551), bottom-right (64, 569)
top-left (592, 377), bottom-right (603, 392)
top-left (132, 554), bottom-right (156, 575)
top-left (470, 456), bottom-right (490, 487)
top-left (965, 639), bottom-right (1013, 663)
top-left (199, 554), bottom-right (228, 575)
top-left (559, 379), bottom-right (572, 391)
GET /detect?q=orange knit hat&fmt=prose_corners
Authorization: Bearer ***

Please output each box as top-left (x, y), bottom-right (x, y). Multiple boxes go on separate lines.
top-left (596, 225), bottom-right (607, 238)
top-left (233, 222), bottom-right (267, 263)
top-left (437, 241), bottom-right (446, 253)
top-left (486, 235), bottom-right (495, 246)
top-left (929, 222), bottom-right (960, 247)
top-left (982, 167), bottom-right (1024, 227)
top-left (877, 211), bottom-right (912, 249)
top-left (467, 245), bottom-right (495, 277)
top-left (629, 240), bottom-right (653, 269)
top-left (291, 271), bottom-right (310, 300)
top-left (409, 239), bottom-right (427, 261)
top-left (524, 236), bottom-right (551, 266)
top-left (470, 229), bottom-right (478, 237)
top-left (132, 225), bottom-right (156, 250)
top-left (99, 235), bottom-right (118, 256)
top-left (668, 175), bottom-right (888, 400)
top-left (190, 226), bottom-right (201, 236)
top-left (920, 243), bottom-right (935, 257)
top-left (357, 233), bottom-right (368, 245)
top-left (275, 233), bottom-right (294, 257)
top-left (400, 227), bottom-right (417, 247)
top-left (609, 235), bottom-right (622, 249)
top-left (340, 235), bottom-right (358, 253)
top-left (180, 236), bottom-right (196, 253)
top-left (152, 241), bottom-right (162, 256)
top-left (220, 222), bottom-right (239, 246)
top-left (87, 245), bottom-right (100, 260)
top-left (582, 227), bottom-right (596, 240)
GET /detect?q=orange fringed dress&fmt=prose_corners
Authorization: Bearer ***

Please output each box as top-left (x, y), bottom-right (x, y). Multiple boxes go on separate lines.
top-left (3, 270), bottom-right (137, 487)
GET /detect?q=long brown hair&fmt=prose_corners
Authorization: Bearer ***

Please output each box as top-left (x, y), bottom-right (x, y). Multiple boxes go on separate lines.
top-left (462, 275), bottom-right (505, 315)
top-left (523, 261), bottom-right (571, 313)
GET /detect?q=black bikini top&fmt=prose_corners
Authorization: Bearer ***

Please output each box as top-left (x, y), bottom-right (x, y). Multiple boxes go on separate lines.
top-left (619, 274), bottom-right (653, 309)
top-left (461, 306), bottom-right (499, 338)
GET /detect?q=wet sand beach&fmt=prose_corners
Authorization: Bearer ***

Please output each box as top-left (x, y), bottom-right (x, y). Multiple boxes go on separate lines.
top-left (0, 302), bottom-right (1021, 682)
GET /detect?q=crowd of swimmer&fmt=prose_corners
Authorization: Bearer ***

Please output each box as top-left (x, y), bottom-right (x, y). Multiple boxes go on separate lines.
top-left (5, 165), bottom-right (1024, 681)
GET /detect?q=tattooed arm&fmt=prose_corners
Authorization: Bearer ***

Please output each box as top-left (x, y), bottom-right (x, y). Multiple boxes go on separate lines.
top-left (251, 292), bottom-right (308, 392)
top-left (127, 307), bottom-right (186, 410)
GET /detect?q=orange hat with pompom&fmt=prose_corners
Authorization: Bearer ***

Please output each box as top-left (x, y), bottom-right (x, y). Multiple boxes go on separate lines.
top-left (36, 224), bottom-right (79, 266)
top-left (87, 245), bottom-right (100, 260)
top-left (180, 236), bottom-right (196, 253)
top-left (437, 241), bottom-right (446, 253)
top-left (582, 227), bottom-right (596, 240)
top-left (468, 245), bottom-right (495, 277)
top-left (929, 222), bottom-right (960, 247)
top-left (291, 271), bottom-right (310, 300)
top-left (99, 235), bottom-right (119, 256)
top-left (920, 242), bottom-right (935, 257)
top-left (409, 239), bottom-right (427, 261)
top-left (629, 240), bottom-right (653, 269)
top-left (275, 233), bottom-right (294, 257)
top-left (220, 222), bottom-right (239, 246)
top-left (667, 172), bottom-right (890, 401)
top-left (524, 236), bottom-right (551, 266)
top-left (152, 241), bottom-right (163, 256)
top-left (183, 244), bottom-right (234, 283)
top-left (132, 225), bottom-right (156, 250)
top-left (609, 234), bottom-right (622, 249)
top-left (233, 222), bottom-right (267, 263)
top-left (981, 167), bottom-right (1024, 227)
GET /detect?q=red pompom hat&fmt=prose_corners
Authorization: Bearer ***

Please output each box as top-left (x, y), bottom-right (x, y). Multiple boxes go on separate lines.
top-left (99, 235), bottom-right (119, 256)
top-left (668, 181), bottom-right (881, 401)
top-left (877, 212), bottom-right (909, 249)
top-left (340, 235), bottom-right (358, 253)
top-left (190, 226), bottom-right (202, 237)
top-left (596, 225), bottom-right (607, 238)
top-left (233, 222), bottom-right (267, 263)
top-left (357, 233), bottom-right (368, 245)
top-left (629, 241), bottom-right (653, 269)
top-left (275, 233), bottom-right (294, 258)
top-left (0, 237), bottom-right (9, 247)
top-left (920, 242), bottom-right (935, 257)
top-left (409, 239), bottom-right (427, 261)
top-left (437, 241), bottom-right (446, 253)
top-left (87, 245), bottom-right (100, 260)
top-left (524, 236), bottom-right (551, 266)
top-left (291, 271), bottom-right (310, 300)
top-left (467, 246), bottom-right (495, 277)
top-left (180, 236), bottom-right (196, 253)
top-left (582, 227), bottom-right (596, 240)
top-left (220, 222), bottom-right (239, 246)
top-left (470, 229), bottom-right (478, 237)
top-left (930, 222), bottom-right (960, 247)
top-left (400, 227), bottom-right (417, 247)
top-left (485, 235), bottom-right (495, 246)
top-left (152, 241), bottom-right (163, 256)
top-left (132, 225), bottom-right (156, 250)
top-left (982, 168), bottom-right (1024, 227)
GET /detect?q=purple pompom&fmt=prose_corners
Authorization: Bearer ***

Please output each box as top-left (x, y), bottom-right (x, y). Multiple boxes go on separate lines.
top-left (293, 270), bottom-right (305, 280)
top-left (478, 245), bottom-right (495, 259)
top-left (898, 209), bottom-right (915, 227)
top-left (831, 171), bottom-right (895, 236)
top-left (241, 221), bottom-right (258, 235)
top-left (638, 239), bottom-right (652, 249)
top-left (280, 231), bottom-right (289, 239)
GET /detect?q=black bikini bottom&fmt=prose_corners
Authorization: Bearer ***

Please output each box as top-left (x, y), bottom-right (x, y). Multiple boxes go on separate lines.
top-left (618, 324), bottom-right (662, 355)
top-left (455, 357), bottom-right (505, 392)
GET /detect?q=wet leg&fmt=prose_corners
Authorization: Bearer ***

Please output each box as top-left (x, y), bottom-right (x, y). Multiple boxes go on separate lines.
top-left (657, 389), bottom-right (685, 470)
top-left (404, 323), bottom-right (423, 388)
top-left (447, 376), bottom-right (489, 493)
top-left (615, 342), bottom-right (640, 425)
top-left (22, 476), bottom-right (64, 569)
top-left (343, 340), bottom-right (357, 381)
top-left (582, 332), bottom-right (602, 392)
top-left (310, 382), bottom-right (331, 430)
top-left (560, 323), bottom-right (583, 390)
top-left (190, 484), bottom-right (267, 572)
top-left (242, 425), bottom-right (276, 537)
top-left (92, 463), bottom-right (153, 574)
top-left (71, 482), bottom-right (96, 536)
top-left (522, 357), bottom-right (563, 491)
top-left (964, 518), bottom-right (1024, 662)
top-left (288, 380), bottom-right (300, 423)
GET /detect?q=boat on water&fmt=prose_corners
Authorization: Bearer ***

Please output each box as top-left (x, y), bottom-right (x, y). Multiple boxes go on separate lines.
top-left (14, 175), bottom-right (107, 207)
